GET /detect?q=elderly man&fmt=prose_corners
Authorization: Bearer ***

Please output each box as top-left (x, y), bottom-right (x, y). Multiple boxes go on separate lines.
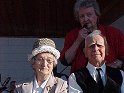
top-left (69, 30), bottom-right (124, 93)
top-left (60, 0), bottom-right (124, 74)
top-left (14, 38), bottom-right (68, 93)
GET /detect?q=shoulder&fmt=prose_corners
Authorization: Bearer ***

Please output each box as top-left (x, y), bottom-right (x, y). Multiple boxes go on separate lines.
top-left (74, 68), bottom-right (88, 75)
top-left (66, 28), bottom-right (81, 37)
top-left (100, 25), bottom-right (120, 30)
top-left (54, 77), bottom-right (68, 93)
top-left (106, 66), bottom-right (121, 72)
top-left (106, 66), bottom-right (123, 85)
top-left (74, 68), bottom-right (88, 81)
top-left (106, 66), bottom-right (122, 76)
top-left (15, 77), bottom-right (33, 88)
top-left (100, 25), bottom-right (123, 34)
top-left (50, 74), bottom-right (67, 85)
top-left (55, 77), bottom-right (67, 85)
top-left (64, 27), bottom-right (81, 42)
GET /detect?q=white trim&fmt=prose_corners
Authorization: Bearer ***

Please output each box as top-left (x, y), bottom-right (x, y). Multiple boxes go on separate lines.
top-left (28, 45), bottom-right (60, 61)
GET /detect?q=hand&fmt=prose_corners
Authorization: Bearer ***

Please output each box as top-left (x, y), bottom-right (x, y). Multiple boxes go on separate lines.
top-left (77, 28), bottom-right (90, 42)
top-left (107, 59), bottom-right (123, 68)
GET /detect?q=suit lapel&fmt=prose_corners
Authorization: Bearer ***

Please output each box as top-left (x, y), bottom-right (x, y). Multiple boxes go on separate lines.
top-left (43, 74), bottom-right (58, 93)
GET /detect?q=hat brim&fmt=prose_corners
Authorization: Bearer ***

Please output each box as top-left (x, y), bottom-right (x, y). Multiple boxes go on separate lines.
top-left (28, 45), bottom-right (60, 61)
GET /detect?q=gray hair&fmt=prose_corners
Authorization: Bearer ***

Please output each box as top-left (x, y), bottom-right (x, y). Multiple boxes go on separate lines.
top-left (74, 0), bottom-right (101, 21)
top-left (85, 30), bottom-right (109, 55)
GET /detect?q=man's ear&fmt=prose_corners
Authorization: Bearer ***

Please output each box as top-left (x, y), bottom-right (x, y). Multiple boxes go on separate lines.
top-left (83, 48), bottom-right (87, 58)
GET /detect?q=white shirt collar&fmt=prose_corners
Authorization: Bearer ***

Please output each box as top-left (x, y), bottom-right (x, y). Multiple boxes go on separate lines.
top-left (33, 75), bottom-right (51, 93)
top-left (86, 62), bottom-right (106, 74)
top-left (86, 62), bottom-right (106, 85)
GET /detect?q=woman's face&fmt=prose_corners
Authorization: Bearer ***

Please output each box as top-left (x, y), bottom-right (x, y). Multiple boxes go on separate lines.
top-left (78, 7), bottom-right (98, 29)
top-left (33, 53), bottom-right (54, 76)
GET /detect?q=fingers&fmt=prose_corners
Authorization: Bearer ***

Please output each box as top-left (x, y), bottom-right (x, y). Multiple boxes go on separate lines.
top-left (79, 28), bottom-right (89, 38)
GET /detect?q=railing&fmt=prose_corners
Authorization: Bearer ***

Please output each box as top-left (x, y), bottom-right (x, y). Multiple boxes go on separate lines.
top-left (0, 74), bottom-right (11, 93)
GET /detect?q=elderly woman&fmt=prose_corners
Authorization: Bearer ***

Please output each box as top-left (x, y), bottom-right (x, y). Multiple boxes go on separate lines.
top-left (60, 0), bottom-right (124, 74)
top-left (14, 38), bottom-right (68, 93)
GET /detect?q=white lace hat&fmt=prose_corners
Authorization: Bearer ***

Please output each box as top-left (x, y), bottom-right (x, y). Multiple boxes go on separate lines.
top-left (28, 38), bottom-right (60, 61)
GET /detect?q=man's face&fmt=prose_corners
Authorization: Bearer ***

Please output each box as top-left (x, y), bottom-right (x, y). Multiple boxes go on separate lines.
top-left (85, 35), bottom-right (105, 66)
top-left (33, 53), bottom-right (54, 76)
top-left (78, 7), bottom-right (98, 29)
